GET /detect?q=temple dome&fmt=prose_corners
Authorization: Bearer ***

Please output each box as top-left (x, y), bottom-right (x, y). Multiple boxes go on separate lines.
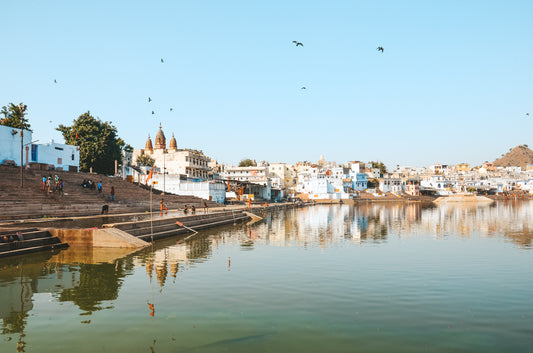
top-left (169, 133), bottom-right (177, 151)
top-left (155, 124), bottom-right (166, 150)
top-left (145, 134), bottom-right (153, 153)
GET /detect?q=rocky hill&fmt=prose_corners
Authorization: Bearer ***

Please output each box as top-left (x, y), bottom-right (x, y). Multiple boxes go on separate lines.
top-left (493, 145), bottom-right (533, 169)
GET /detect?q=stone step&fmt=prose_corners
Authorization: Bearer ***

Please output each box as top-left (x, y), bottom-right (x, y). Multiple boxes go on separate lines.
top-left (0, 164), bottom-right (224, 220)
top-left (0, 236), bottom-right (62, 253)
top-left (0, 229), bottom-right (69, 259)
top-left (137, 213), bottom-right (249, 241)
top-left (0, 242), bottom-right (69, 258)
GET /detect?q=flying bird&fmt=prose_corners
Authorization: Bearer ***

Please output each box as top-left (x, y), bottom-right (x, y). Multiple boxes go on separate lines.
top-left (377, 46), bottom-right (384, 53)
top-left (54, 79), bottom-right (57, 83)
top-left (148, 97), bottom-right (152, 102)
top-left (527, 113), bottom-right (530, 117)
top-left (301, 87), bottom-right (306, 90)
top-left (170, 108), bottom-right (173, 111)
top-left (161, 58), bottom-right (164, 63)
top-left (152, 111), bottom-right (155, 115)
top-left (292, 41), bottom-right (303, 47)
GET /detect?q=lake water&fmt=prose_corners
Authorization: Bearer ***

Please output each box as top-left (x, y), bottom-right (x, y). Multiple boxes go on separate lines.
top-left (1, 202), bottom-right (532, 352)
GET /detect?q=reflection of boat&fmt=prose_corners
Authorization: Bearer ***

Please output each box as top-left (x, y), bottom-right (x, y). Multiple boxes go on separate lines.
top-left (433, 195), bottom-right (494, 204)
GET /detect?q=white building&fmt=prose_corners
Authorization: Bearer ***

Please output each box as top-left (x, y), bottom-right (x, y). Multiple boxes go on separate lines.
top-left (150, 174), bottom-right (226, 203)
top-left (132, 125), bottom-right (212, 180)
top-left (268, 163), bottom-right (296, 189)
top-left (222, 165), bottom-right (269, 184)
top-left (0, 125), bottom-right (33, 166)
top-left (0, 125), bottom-right (79, 171)
top-left (30, 139), bottom-right (80, 172)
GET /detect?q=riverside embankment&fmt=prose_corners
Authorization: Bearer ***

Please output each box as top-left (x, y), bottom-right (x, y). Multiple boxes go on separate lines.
top-left (0, 202), bottom-right (306, 258)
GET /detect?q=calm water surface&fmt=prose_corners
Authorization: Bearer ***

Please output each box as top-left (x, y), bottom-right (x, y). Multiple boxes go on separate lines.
top-left (1, 202), bottom-right (532, 352)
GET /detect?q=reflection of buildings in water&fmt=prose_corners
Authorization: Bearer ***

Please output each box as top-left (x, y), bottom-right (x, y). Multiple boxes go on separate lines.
top-left (0, 254), bottom-right (81, 335)
top-left (132, 201), bottom-right (533, 290)
top-left (137, 230), bottom-right (227, 289)
top-left (411, 202), bottom-right (533, 247)
top-left (258, 203), bottom-right (533, 249)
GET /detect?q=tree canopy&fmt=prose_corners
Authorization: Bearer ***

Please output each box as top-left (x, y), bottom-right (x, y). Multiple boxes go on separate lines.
top-left (369, 161), bottom-right (387, 175)
top-left (57, 112), bottom-right (125, 174)
top-left (136, 154), bottom-right (155, 167)
top-left (238, 158), bottom-right (256, 167)
top-left (0, 102), bottom-right (31, 131)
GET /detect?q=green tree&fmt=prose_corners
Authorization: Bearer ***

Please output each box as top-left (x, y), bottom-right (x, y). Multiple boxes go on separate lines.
top-left (57, 112), bottom-right (125, 174)
top-left (0, 103), bottom-right (31, 131)
top-left (136, 154), bottom-right (155, 167)
top-left (367, 178), bottom-right (380, 188)
top-left (239, 158), bottom-right (256, 167)
top-left (369, 161), bottom-right (387, 175)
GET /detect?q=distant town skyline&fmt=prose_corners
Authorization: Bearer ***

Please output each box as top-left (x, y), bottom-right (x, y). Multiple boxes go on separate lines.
top-left (2, 1), bottom-right (531, 168)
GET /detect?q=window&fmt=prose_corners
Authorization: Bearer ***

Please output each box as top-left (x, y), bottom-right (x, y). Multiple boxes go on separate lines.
top-left (71, 154), bottom-right (75, 161)
top-left (31, 144), bottom-right (38, 162)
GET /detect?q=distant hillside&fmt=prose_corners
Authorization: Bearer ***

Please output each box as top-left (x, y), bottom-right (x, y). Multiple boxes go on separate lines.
top-left (493, 145), bottom-right (533, 169)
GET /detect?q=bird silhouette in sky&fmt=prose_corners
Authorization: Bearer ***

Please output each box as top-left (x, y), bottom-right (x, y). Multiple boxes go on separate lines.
top-left (301, 87), bottom-right (306, 90)
top-left (148, 97), bottom-right (152, 102)
top-left (152, 111), bottom-right (155, 115)
top-left (377, 46), bottom-right (384, 53)
top-left (292, 41), bottom-right (303, 47)
top-left (170, 108), bottom-right (173, 111)
top-left (54, 79), bottom-right (57, 83)
top-left (527, 113), bottom-right (530, 117)
top-left (161, 58), bottom-right (164, 63)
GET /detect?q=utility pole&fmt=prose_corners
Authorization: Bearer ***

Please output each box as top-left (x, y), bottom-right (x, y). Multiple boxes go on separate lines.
top-left (18, 104), bottom-right (27, 189)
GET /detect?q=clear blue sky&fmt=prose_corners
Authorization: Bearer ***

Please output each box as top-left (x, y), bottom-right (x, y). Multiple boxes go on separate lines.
top-left (2, 0), bottom-right (532, 168)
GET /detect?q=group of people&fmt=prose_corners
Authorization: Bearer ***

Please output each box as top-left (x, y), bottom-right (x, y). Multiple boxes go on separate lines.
top-left (183, 205), bottom-right (196, 214)
top-left (1, 231), bottom-right (23, 243)
top-left (42, 175), bottom-right (64, 196)
top-left (82, 179), bottom-right (115, 201)
top-left (82, 179), bottom-right (97, 189)
top-left (182, 202), bottom-right (209, 215)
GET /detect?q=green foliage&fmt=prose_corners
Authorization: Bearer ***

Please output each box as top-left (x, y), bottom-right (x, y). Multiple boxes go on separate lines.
top-left (136, 154), bottom-right (155, 167)
top-left (369, 161), bottom-right (387, 175)
top-left (123, 144), bottom-right (134, 153)
top-left (0, 102), bottom-right (31, 131)
top-left (57, 112), bottom-right (125, 174)
top-left (239, 158), bottom-right (256, 167)
top-left (367, 178), bottom-right (379, 188)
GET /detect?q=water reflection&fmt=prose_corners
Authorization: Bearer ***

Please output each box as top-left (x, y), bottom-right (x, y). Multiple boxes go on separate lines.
top-left (1, 201), bottom-right (532, 351)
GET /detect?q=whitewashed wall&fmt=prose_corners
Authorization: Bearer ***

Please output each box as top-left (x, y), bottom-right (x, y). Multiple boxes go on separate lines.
top-left (150, 174), bottom-right (225, 203)
top-left (0, 125), bottom-right (33, 166)
top-left (33, 140), bottom-right (79, 171)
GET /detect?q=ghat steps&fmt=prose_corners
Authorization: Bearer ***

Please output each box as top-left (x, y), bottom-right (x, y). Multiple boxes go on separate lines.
top-left (0, 228), bottom-right (69, 258)
top-left (0, 165), bottom-right (220, 220)
top-left (106, 211), bottom-right (251, 242)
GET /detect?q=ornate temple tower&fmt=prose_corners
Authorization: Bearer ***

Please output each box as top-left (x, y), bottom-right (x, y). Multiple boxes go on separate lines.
top-left (145, 134), bottom-right (153, 154)
top-left (169, 133), bottom-right (177, 151)
top-left (155, 124), bottom-right (166, 150)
